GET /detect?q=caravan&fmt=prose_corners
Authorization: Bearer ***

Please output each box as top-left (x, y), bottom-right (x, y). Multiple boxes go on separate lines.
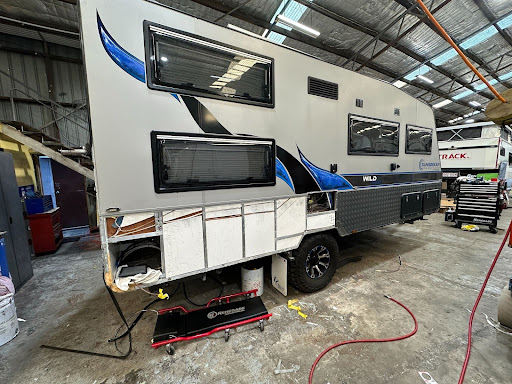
top-left (79, 0), bottom-right (442, 293)
top-left (437, 121), bottom-right (512, 195)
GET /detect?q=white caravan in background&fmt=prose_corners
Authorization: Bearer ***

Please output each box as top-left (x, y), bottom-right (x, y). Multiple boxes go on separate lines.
top-left (437, 121), bottom-right (512, 192)
top-left (79, 0), bottom-right (442, 293)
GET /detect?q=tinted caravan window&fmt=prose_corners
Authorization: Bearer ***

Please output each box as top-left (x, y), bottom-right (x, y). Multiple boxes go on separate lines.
top-left (145, 22), bottom-right (273, 107)
top-left (406, 125), bottom-right (433, 154)
top-left (348, 115), bottom-right (399, 155)
top-left (151, 133), bottom-right (275, 193)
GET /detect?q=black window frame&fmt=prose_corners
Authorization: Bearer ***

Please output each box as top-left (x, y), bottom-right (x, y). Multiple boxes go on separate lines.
top-left (348, 114), bottom-right (400, 157)
top-left (151, 131), bottom-right (276, 193)
top-left (405, 124), bottom-right (433, 155)
top-left (144, 21), bottom-right (274, 108)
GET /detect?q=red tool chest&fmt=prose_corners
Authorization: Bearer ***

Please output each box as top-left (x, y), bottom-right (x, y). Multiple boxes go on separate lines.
top-left (28, 207), bottom-right (63, 255)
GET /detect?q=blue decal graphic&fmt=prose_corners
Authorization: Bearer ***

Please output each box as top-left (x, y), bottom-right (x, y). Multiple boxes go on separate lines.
top-left (171, 93), bottom-right (179, 101)
top-left (97, 13), bottom-right (145, 83)
top-left (299, 149), bottom-right (353, 190)
top-left (276, 158), bottom-right (294, 191)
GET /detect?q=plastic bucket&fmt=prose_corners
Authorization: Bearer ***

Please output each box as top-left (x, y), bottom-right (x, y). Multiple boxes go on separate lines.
top-left (241, 262), bottom-right (264, 297)
top-left (0, 294), bottom-right (19, 347)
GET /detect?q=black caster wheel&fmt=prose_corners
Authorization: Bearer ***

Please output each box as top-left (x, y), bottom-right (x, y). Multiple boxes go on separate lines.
top-left (165, 344), bottom-right (175, 355)
top-left (490, 227), bottom-right (497, 234)
top-left (259, 320), bottom-right (264, 332)
top-left (224, 329), bottom-right (230, 342)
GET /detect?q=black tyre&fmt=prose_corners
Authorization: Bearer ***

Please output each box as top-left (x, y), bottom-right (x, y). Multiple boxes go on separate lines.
top-left (289, 233), bottom-right (339, 293)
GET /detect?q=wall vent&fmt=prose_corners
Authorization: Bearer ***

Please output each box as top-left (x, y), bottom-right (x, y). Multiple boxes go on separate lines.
top-left (308, 77), bottom-right (338, 100)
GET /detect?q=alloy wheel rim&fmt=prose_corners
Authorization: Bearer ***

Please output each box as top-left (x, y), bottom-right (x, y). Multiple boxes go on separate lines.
top-left (305, 245), bottom-right (330, 279)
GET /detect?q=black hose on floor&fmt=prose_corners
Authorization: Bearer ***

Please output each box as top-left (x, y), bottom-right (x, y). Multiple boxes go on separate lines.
top-left (40, 274), bottom-right (134, 359)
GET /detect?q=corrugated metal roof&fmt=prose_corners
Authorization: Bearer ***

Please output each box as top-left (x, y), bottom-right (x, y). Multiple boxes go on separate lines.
top-left (0, 0), bottom-right (510, 125)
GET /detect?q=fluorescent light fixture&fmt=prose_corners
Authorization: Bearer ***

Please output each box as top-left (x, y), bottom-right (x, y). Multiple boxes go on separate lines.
top-left (469, 101), bottom-right (481, 107)
top-left (393, 80), bottom-right (407, 88)
top-left (160, 56), bottom-right (168, 62)
top-left (227, 24), bottom-right (263, 39)
top-left (276, 15), bottom-right (320, 38)
top-left (466, 119), bottom-right (475, 123)
top-left (432, 99), bottom-right (453, 109)
top-left (416, 75), bottom-right (434, 84)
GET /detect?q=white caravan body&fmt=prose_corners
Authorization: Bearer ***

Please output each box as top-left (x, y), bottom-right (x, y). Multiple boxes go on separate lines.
top-left (79, 0), bottom-right (442, 290)
top-left (437, 122), bottom-right (512, 186)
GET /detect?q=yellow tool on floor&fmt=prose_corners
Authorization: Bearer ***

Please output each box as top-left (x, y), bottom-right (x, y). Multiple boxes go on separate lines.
top-left (461, 224), bottom-right (479, 232)
top-left (158, 289), bottom-right (169, 299)
top-left (288, 299), bottom-right (308, 319)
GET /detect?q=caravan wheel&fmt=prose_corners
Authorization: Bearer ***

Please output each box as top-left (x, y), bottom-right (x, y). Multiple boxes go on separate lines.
top-left (289, 233), bottom-right (339, 293)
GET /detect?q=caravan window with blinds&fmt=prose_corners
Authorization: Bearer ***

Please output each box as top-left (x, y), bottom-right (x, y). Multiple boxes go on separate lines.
top-left (151, 132), bottom-right (275, 193)
top-left (145, 22), bottom-right (273, 107)
top-left (406, 125), bottom-right (432, 154)
top-left (348, 115), bottom-right (399, 156)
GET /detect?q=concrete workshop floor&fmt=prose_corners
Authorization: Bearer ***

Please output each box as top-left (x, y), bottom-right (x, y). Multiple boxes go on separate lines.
top-left (2, 211), bottom-right (512, 384)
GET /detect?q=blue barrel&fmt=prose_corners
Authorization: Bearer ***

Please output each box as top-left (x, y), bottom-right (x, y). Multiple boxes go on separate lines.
top-left (0, 231), bottom-right (9, 277)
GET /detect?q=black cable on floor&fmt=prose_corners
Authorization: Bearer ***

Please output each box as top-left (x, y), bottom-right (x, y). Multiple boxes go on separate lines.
top-left (183, 276), bottom-right (224, 306)
top-left (41, 274), bottom-right (133, 359)
top-left (108, 282), bottom-right (181, 343)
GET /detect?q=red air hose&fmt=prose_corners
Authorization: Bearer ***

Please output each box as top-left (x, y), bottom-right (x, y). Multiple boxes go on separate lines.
top-left (308, 295), bottom-right (418, 384)
top-left (458, 220), bottom-right (512, 384)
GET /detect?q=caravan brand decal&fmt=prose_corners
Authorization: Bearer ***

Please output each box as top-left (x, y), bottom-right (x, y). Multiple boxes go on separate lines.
top-left (343, 172), bottom-right (442, 187)
top-left (440, 153), bottom-right (469, 160)
top-left (298, 149), bottom-right (353, 191)
top-left (97, 14), bottom-right (145, 82)
top-left (207, 306), bottom-right (245, 319)
top-left (276, 158), bottom-right (294, 191)
top-left (419, 159), bottom-right (441, 170)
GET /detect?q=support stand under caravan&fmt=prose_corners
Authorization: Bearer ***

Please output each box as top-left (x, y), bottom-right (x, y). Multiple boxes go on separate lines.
top-left (151, 290), bottom-right (271, 355)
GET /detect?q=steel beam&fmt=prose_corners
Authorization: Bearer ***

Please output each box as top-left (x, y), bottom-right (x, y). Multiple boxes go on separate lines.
top-left (294, 0), bottom-right (494, 101)
top-left (188, 0), bottom-right (481, 114)
top-left (474, 0), bottom-right (512, 51)
top-left (0, 123), bottom-right (94, 180)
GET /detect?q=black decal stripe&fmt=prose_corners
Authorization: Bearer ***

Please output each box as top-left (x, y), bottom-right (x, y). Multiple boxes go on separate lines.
top-left (344, 172), bottom-right (442, 187)
top-left (182, 96), bottom-right (230, 135)
top-left (182, 96), bottom-right (319, 193)
top-left (276, 146), bottom-right (320, 193)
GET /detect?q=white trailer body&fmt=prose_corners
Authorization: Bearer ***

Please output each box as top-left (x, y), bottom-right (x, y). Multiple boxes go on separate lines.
top-left (79, 0), bottom-right (442, 292)
top-left (438, 122), bottom-right (512, 187)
